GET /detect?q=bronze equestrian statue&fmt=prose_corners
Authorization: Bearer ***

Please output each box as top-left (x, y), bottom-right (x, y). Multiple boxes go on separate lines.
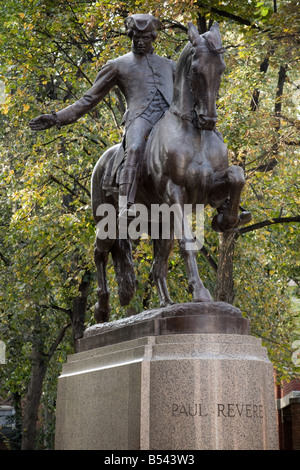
top-left (29, 15), bottom-right (251, 323)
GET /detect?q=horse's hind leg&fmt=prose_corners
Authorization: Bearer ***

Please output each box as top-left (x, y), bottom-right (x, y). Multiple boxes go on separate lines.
top-left (94, 238), bottom-right (112, 323)
top-left (151, 237), bottom-right (175, 308)
top-left (111, 237), bottom-right (136, 307)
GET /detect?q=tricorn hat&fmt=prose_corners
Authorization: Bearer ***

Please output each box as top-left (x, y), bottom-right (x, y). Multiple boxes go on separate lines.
top-left (125, 14), bottom-right (162, 34)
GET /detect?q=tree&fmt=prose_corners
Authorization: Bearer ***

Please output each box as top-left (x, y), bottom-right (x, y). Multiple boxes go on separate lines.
top-left (0, 0), bottom-right (107, 448)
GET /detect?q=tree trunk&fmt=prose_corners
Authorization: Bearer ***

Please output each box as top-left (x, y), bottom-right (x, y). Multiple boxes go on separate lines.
top-left (214, 232), bottom-right (236, 304)
top-left (274, 64), bottom-right (288, 132)
top-left (21, 321), bottom-right (70, 450)
top-left (20, 270), bottom-right (90, 449)
top-left (21, 346), bottom-right (47, 450)
top-left (71, 270), bottom-right (91, 349)
top-left (11, 392), bottom-right (23, 449)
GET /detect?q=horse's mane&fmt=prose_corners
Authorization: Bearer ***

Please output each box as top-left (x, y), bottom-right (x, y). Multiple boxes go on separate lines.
top-left (175, 42), bottom-right (193, 77)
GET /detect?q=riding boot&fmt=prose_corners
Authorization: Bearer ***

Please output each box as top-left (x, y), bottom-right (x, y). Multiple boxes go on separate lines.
top-left (118, 165), bottom-right (137, 219)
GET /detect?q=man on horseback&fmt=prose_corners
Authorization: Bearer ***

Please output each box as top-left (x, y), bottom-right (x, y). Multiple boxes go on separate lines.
top-left (29, 13), bottom-right (176, 219)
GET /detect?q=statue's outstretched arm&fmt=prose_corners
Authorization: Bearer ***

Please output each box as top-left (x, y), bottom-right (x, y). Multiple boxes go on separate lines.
top-left (29, 60), bottom-right (117, 132)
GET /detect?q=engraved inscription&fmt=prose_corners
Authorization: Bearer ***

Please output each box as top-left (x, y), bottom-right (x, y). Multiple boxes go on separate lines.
top-left (217, 403), bottom-right (263, 418)
top-left (172, 403), bottom-right (264, 418)
top-left (172, 403), bottom-right (208, 417)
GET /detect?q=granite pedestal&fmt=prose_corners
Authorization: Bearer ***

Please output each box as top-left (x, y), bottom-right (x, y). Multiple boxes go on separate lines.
top-left (54, 302), bottom-right (278, 450)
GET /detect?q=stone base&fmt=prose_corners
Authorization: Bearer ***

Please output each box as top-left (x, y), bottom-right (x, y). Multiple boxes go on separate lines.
top-left (55, 331), bottom-right (278, 450)
top-left (77, 301), bottom-right (249, 352)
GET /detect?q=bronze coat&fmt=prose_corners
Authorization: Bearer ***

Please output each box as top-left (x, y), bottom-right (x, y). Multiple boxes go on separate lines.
top-left (56, 51), bottom-right (176, 129)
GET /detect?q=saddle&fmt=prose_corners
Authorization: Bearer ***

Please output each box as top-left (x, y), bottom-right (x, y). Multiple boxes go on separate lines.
top-left (102, 144), bottom-right (125, 195)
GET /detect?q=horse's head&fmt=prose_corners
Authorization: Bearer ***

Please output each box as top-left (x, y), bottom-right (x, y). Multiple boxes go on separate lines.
top-left (188, 22), bottom-right (226, 131)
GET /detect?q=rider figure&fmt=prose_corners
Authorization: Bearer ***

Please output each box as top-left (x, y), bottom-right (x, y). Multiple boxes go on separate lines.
top-left (29, 14), bottom-right (176, 218)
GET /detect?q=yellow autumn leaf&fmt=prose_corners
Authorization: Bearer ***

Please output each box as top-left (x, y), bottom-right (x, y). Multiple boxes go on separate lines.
top-left (2, 104), bottom-right (9, 115)
top-left (23, 104), bottom-right (30, 112)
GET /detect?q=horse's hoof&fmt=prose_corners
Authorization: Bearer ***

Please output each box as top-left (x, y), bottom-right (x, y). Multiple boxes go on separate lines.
top-left (193, 288), bottom-right (213, 302)
top-left (212, 213), bottom-right (238, 233)
top-left (94, 302), bottom-right (110, 323)
top-left (238, 211), bottom-right (252, 226)
top-left (160, 300), bottom-right (175, 308)
top-left (212, 213), bottom-right (224, 232)
top-left (212, 211), bottom-right (252, 233)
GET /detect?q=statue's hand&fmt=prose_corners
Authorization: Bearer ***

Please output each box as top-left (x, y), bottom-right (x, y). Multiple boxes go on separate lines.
top-left (29, 114), bottom-right (56, 131)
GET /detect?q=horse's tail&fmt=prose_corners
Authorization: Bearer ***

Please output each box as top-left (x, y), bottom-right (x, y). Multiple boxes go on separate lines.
top-left (91, 143), bottom-right (135, 307)
top-left (111, 238), bottom-right (136, 306)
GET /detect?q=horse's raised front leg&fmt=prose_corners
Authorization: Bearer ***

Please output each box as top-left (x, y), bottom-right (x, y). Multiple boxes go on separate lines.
top-left (166, 181), bottom-right (212, 303)
top-left (94, 238), bottom-right (112, 323)
top-left (212, 166), bottom-right (251, 232)
top-left (151, 237), bottom-right (175, 308)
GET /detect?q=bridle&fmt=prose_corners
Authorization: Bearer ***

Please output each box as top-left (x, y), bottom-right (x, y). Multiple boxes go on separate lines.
top-left (170, 41), bottom-right (225, 129)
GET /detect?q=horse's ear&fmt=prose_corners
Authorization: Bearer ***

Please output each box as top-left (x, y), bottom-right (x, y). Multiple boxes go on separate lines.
top-left (210, 22), bottom-right (222, 40)
top-left (210, 22), bottom-right (220, 32)
top-left (205, 22), bottom-right (223, 50)
top-left (188, 22), bottom-right (200, 46)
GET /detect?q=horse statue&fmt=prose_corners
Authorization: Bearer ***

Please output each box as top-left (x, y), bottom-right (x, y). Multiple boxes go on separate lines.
top-left (91, 22), bottom-right (251, 323)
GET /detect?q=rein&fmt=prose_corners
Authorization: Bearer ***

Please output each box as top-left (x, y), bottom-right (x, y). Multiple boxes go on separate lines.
top-left (169, 106), bottom-right (202, 129)
top-left (169, 107), bottom-right (194, 122)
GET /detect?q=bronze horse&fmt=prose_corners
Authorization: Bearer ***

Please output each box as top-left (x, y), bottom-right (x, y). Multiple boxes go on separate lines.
top-left (91, 22), bottom-right (250, 322)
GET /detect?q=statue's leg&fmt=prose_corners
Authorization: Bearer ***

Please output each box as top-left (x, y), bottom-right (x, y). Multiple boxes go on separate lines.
top-left (118, 166), bottom-right (137, 218)
top-left (212, 166), bottom-right (251, 232)
top-left (166, 181), bottom-right (212, 302)
top-left (94, 238), bottom-right (112, 323)
top-left (119, 118), bottom-right (153, 218)
top-left (151, 236), bottom-right (175, 308)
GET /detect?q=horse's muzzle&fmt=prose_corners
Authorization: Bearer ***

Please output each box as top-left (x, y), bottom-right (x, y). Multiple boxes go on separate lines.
top-left (198, 115), bottom-right (217, 130)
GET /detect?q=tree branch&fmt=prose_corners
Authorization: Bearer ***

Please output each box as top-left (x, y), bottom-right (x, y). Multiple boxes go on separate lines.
top-left (49, 304), bottom-right (73, 316)
top-left (162, 19), bottom-right (188, 33)
top-left (47, 323), bottom-right (71, 361)
top-left (275, 64), bottom-right (288, 132)
top-left (196, 2), bottom-right (260, 29)
top-left (34, 246), bottom-right (69, 279)
top-left (48, 174), bottom-right (88, 205)
top-left (200, 245), bottom-right (218, 272)
top-left (52, 164), bottom-right (91, 197)
top-left (237, 216), bottom-right (300, 236)
top-left (0, 250), bottom-right (10, 266)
